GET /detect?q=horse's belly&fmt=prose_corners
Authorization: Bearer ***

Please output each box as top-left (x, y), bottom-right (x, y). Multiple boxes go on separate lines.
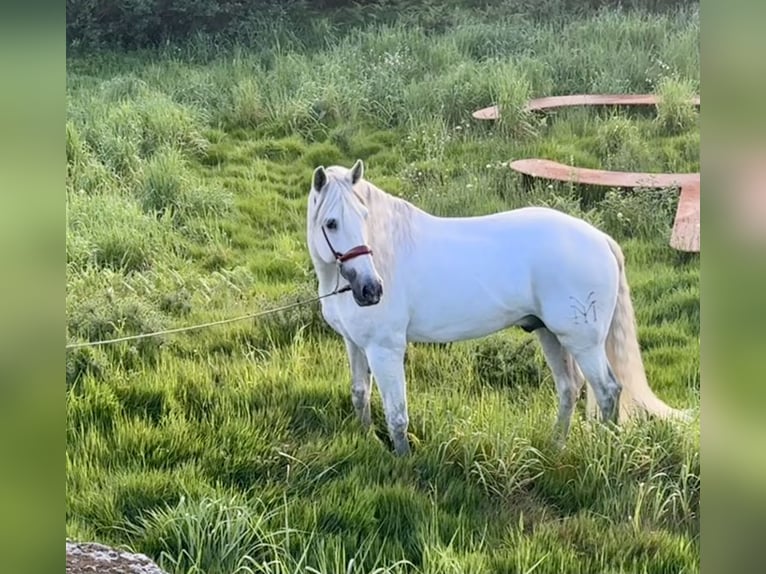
top-left (407, 320), bottom-right (510, 343)
top-left (406, 300), bottom-right (526, 343)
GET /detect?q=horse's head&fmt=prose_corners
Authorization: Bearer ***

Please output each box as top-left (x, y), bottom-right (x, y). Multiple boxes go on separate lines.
top-left (307, 159), bottom-right (383, 307)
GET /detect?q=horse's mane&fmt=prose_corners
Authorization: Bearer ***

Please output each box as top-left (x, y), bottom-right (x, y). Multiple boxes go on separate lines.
top-left (360, 178), bottom-right (416, 260)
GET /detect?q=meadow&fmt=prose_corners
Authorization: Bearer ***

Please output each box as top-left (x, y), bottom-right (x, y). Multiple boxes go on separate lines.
top-left (66, 2), bottom-right (700, 572)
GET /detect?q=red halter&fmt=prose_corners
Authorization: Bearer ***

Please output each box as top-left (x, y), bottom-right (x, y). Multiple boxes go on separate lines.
top-left (321, 226), bottom-right (373, 263)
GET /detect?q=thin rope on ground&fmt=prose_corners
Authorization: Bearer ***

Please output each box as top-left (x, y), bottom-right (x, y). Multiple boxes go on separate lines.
top-left (65, 286), bottom-right (349, 350)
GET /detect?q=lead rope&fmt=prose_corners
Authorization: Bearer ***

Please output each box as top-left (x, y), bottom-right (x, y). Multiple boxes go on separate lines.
top-left (66, 281), bottom-right (351, 350)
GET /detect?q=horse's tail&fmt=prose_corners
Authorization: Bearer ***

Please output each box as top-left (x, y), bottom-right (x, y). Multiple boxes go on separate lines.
top-left (599, 236), bottom-right (690, 422)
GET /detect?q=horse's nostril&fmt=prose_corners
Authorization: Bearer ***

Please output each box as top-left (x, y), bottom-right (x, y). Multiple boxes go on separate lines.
top-left (361, 282), bottom-right (382, 301)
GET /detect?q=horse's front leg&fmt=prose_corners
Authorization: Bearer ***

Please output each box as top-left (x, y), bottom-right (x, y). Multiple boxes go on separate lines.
top-left (366, 343), bottom-right (410, 456)
top-left (344, 337), bottom-right (371, 430)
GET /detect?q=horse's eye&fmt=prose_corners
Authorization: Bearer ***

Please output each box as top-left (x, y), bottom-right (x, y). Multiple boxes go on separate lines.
top-left (325, 219), bottom-right (337, 230)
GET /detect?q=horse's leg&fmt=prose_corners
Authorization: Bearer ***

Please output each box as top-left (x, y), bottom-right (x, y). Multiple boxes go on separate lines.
top-left (570, 346), bottom-right (622, 424)
top-left (365, 343), bottom-right (410, 456)
top-left (344, 337), bottom-right (371, 429)
top-left (536, 328), bottom-right (579, 445)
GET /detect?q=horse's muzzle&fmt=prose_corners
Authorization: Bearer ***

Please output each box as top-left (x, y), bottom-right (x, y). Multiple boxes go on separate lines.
top-left (353, 278), bottom-right (383, 306)
top-left (340, 267), bottom-right (383, 306)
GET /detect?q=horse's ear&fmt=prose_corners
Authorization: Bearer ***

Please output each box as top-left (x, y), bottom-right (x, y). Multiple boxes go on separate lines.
top-left (350, 159), bottom-right (364, 185)
top-left (313, 166), bottom-right (327, 192)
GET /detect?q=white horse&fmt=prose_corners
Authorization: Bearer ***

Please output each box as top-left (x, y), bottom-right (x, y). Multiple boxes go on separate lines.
top-left (306, 160), bottom-right (688, 455)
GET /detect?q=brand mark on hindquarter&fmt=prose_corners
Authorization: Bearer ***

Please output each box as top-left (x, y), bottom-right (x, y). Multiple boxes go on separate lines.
top-left (569, 291), bottom-right (597, 325)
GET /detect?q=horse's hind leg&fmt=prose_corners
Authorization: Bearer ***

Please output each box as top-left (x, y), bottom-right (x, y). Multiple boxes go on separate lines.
top-left (345, 338), bottom-right (372, 429)
top-left (570, 346), bottom-right (621, 424)
top-left (536, 328), bottom-right (580, 445)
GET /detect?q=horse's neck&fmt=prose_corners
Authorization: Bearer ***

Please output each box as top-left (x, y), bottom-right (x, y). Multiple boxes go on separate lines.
top-left (363, 182), bottom-right (415, 280)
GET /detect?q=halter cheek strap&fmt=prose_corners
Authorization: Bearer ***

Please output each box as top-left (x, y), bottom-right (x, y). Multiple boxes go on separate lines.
top-left (321, 226), bottom-right (373, 263)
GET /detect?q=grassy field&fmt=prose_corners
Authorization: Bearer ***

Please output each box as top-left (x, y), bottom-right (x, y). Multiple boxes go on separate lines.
top-left (66, 3), bottom-right (700, 572)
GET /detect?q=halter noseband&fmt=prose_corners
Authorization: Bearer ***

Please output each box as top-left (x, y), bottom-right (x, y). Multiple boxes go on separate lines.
top-left (321, 226), bottom-right (373, 264)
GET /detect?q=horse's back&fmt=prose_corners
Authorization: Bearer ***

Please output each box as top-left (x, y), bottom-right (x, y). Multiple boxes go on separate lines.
top-left (427, 206), bottom-right (613, 266)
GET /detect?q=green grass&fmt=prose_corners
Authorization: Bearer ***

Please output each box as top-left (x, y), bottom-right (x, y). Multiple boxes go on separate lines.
top-left (66, 3), bottom-right (700, 573)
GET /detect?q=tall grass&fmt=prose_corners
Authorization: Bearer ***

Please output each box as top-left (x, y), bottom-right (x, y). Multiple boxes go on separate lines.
top-left (67, 3), bottom-right (700, 572)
